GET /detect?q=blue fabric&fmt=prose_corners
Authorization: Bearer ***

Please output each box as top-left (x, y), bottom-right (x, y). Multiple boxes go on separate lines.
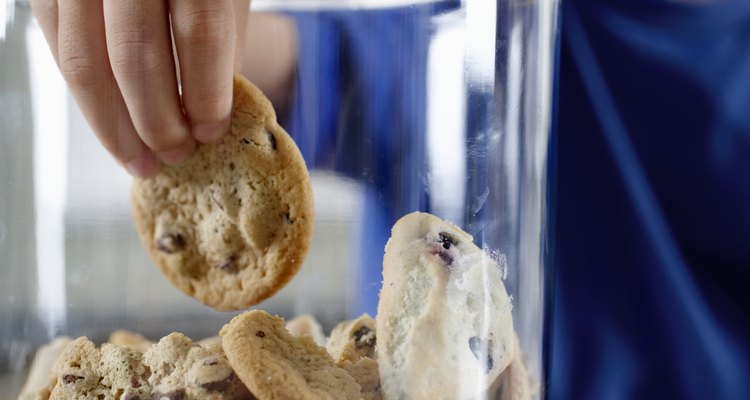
top-left (551, 1), bottom-right (750, 399)
top-left (284, 4), bottom-right (454, 314)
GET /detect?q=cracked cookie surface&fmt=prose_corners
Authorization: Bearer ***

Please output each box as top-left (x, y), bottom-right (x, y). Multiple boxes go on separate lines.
top-left (326, 314), bottom-right (381, 400)
top-left (49, 337), bottom-right (151, 400)
top-left (143, 332), bottom-right (253, 400)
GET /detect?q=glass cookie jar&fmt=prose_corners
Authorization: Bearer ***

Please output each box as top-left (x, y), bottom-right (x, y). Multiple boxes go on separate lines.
top-left (0, 0), bottom-right (560, 398)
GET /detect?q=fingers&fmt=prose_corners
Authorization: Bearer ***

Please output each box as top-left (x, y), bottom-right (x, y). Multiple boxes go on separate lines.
top-left (170, 0), bottom-right (236, 142)
top-left (57, 0), bottom-right (159, 178)
top-left (103, 0), bottom-right (194, 165)
top-left (241, 13), bottom-right (298, 112)
top-left (34, 0), bottom-right (242, 177)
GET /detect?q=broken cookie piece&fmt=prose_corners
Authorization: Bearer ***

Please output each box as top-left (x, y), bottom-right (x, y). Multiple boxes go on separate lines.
top-left (377, 212), bottom-right (515, 400)
top-left (286, 314), bottom-right (326, 346)
top-left (48, 337), bottom-right (152, 400)
top-left (143, 332), bottom-right (252, 400)
top-left (326, 314), bottom-right (377, 363)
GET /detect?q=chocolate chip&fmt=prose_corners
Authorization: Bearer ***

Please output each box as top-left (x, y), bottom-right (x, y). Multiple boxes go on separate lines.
top-left (436, 250), bottom-right (453, 266)
top-left (256, 330), bottom-right (266, 338)
top-left (131, 377), bottom-right (141, 388)
top-left (264, 130), bottom-right (277, 151)
top-left (156, 233), bottom-right (186, 254)
top-left (240, 138), bottom-right (250, 145)
top-left (214, 256), bottom-right (238, 274)
top-left (199, 374), bottom-right (233, 392)
top-left (152, 390), bottom-right (185, 400)
top-left (62, 374), bottom-right (83, 384)
top-left (438, 232), bottom-right (457, 249)
top-left (352, 326), bottom-right (376, 349)
top-left (468, 337), bottom-right (494, 373)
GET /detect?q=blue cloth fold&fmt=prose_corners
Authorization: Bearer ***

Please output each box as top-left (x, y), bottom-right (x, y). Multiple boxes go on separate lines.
top-left (551, 1), bottom-right (750, 398)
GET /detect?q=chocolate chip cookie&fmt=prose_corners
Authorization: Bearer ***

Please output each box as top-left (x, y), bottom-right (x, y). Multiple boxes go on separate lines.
top-left (326, 314), bottom-right (381, 400)
top-left (143, 332), bottom-right (252, 400)
top-left (286, 314), bottom-right (326, 346)
top-left (220, 310), bottom-right (365, 400)
top-left (17, 337), bottom-right (71, 400)
top-left (326, 314), bottom-right (376, 363)
top-left (108, 330), bottom-right (153, 353)
top-left (376, 212), bottom-right (515, 400)
top-left (49, 337), bottom-right (151, 400)
top-left (131, 73), bottom-right (314, 311)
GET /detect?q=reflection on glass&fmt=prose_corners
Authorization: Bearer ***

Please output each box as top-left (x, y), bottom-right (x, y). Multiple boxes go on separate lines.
top-left (0, 0), bottom-right (558, 398)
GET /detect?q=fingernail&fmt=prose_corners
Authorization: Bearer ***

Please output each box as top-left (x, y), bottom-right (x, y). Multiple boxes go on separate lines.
top-left (192, 119), bottom-right (229, 143)
top-left (125, 153), bottom-right (160, 179)
top-left (158, 139), bottom-right (196, 166)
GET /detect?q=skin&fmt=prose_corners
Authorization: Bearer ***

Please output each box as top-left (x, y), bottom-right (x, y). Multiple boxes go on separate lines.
top-left (28, 0), bottom-right (297, 179)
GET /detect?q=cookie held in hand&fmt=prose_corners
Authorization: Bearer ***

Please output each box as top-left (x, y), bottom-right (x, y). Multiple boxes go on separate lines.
top-left (131, 74), bottom-right (314, 311)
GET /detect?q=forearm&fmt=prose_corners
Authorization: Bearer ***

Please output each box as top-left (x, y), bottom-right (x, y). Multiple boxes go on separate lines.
top-left (239, 11), bottom-right (298, 114)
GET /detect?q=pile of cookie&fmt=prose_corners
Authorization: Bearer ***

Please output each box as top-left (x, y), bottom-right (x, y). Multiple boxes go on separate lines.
top-left (17, 313), bottom-right (376, 400)
top-left (17, 75), bottom-right (533, 400)
top-left (19, 307), bottom-right (528, 400)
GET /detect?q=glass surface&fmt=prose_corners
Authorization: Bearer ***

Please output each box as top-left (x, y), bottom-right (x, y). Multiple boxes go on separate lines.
top-left (0, 0), bottom-right (559, 398)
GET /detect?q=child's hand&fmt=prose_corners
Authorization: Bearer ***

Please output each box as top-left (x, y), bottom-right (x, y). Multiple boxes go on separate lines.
top-left (29, 0), bottom-right (249, 178)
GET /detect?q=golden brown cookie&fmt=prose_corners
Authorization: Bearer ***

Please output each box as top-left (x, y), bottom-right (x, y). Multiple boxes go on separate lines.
top-left (49, 337), bottom-right (151, 400)
top-left (47, 334), bottom-right (252, 400)
top-left (131, 74), bottom-right (314, 311)
top-left (142, 332), bottom-right (252, 400)
top-left (197, 335), bottom-right (222, 348)
top-left (285, 314), bottom-right (326, 346)
top-left (326, 314), bottom-right (376, 363)
top-left (338, 358), bottom-right (382, 400)
top-left (17, 337), bottom-right (71, 400)
top-left (108, 330), bottom-right (153, 353)
top-left (326, 315), bottom-right (381, 400)
top-left (220, 310), bottom-right (364, 400)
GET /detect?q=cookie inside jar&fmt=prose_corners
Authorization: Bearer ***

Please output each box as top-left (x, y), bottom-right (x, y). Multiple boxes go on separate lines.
top-left (8, 2), bottom-right (555, 399)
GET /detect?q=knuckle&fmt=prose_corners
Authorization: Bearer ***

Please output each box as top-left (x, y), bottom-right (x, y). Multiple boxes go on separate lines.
top-left (58, 50), bottom-right (104, 89)
top-left (179, 7), bottom-right (233, 45)
top-left (187, 93), bottom-right (229, 120)
top-left (137, 116), bottom-right (186, 151)
top-left (98, 137), bottom-right (128, 161)
top-left (102, 139), bottom-right (145, 167)
top-left (144, 136), bottom-right (184, 152)
top-left (108, 28), bottom-right (165, 75)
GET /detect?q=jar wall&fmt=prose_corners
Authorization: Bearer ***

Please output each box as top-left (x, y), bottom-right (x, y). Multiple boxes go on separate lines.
top-left (0, 0), bottom-right (559, 398)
